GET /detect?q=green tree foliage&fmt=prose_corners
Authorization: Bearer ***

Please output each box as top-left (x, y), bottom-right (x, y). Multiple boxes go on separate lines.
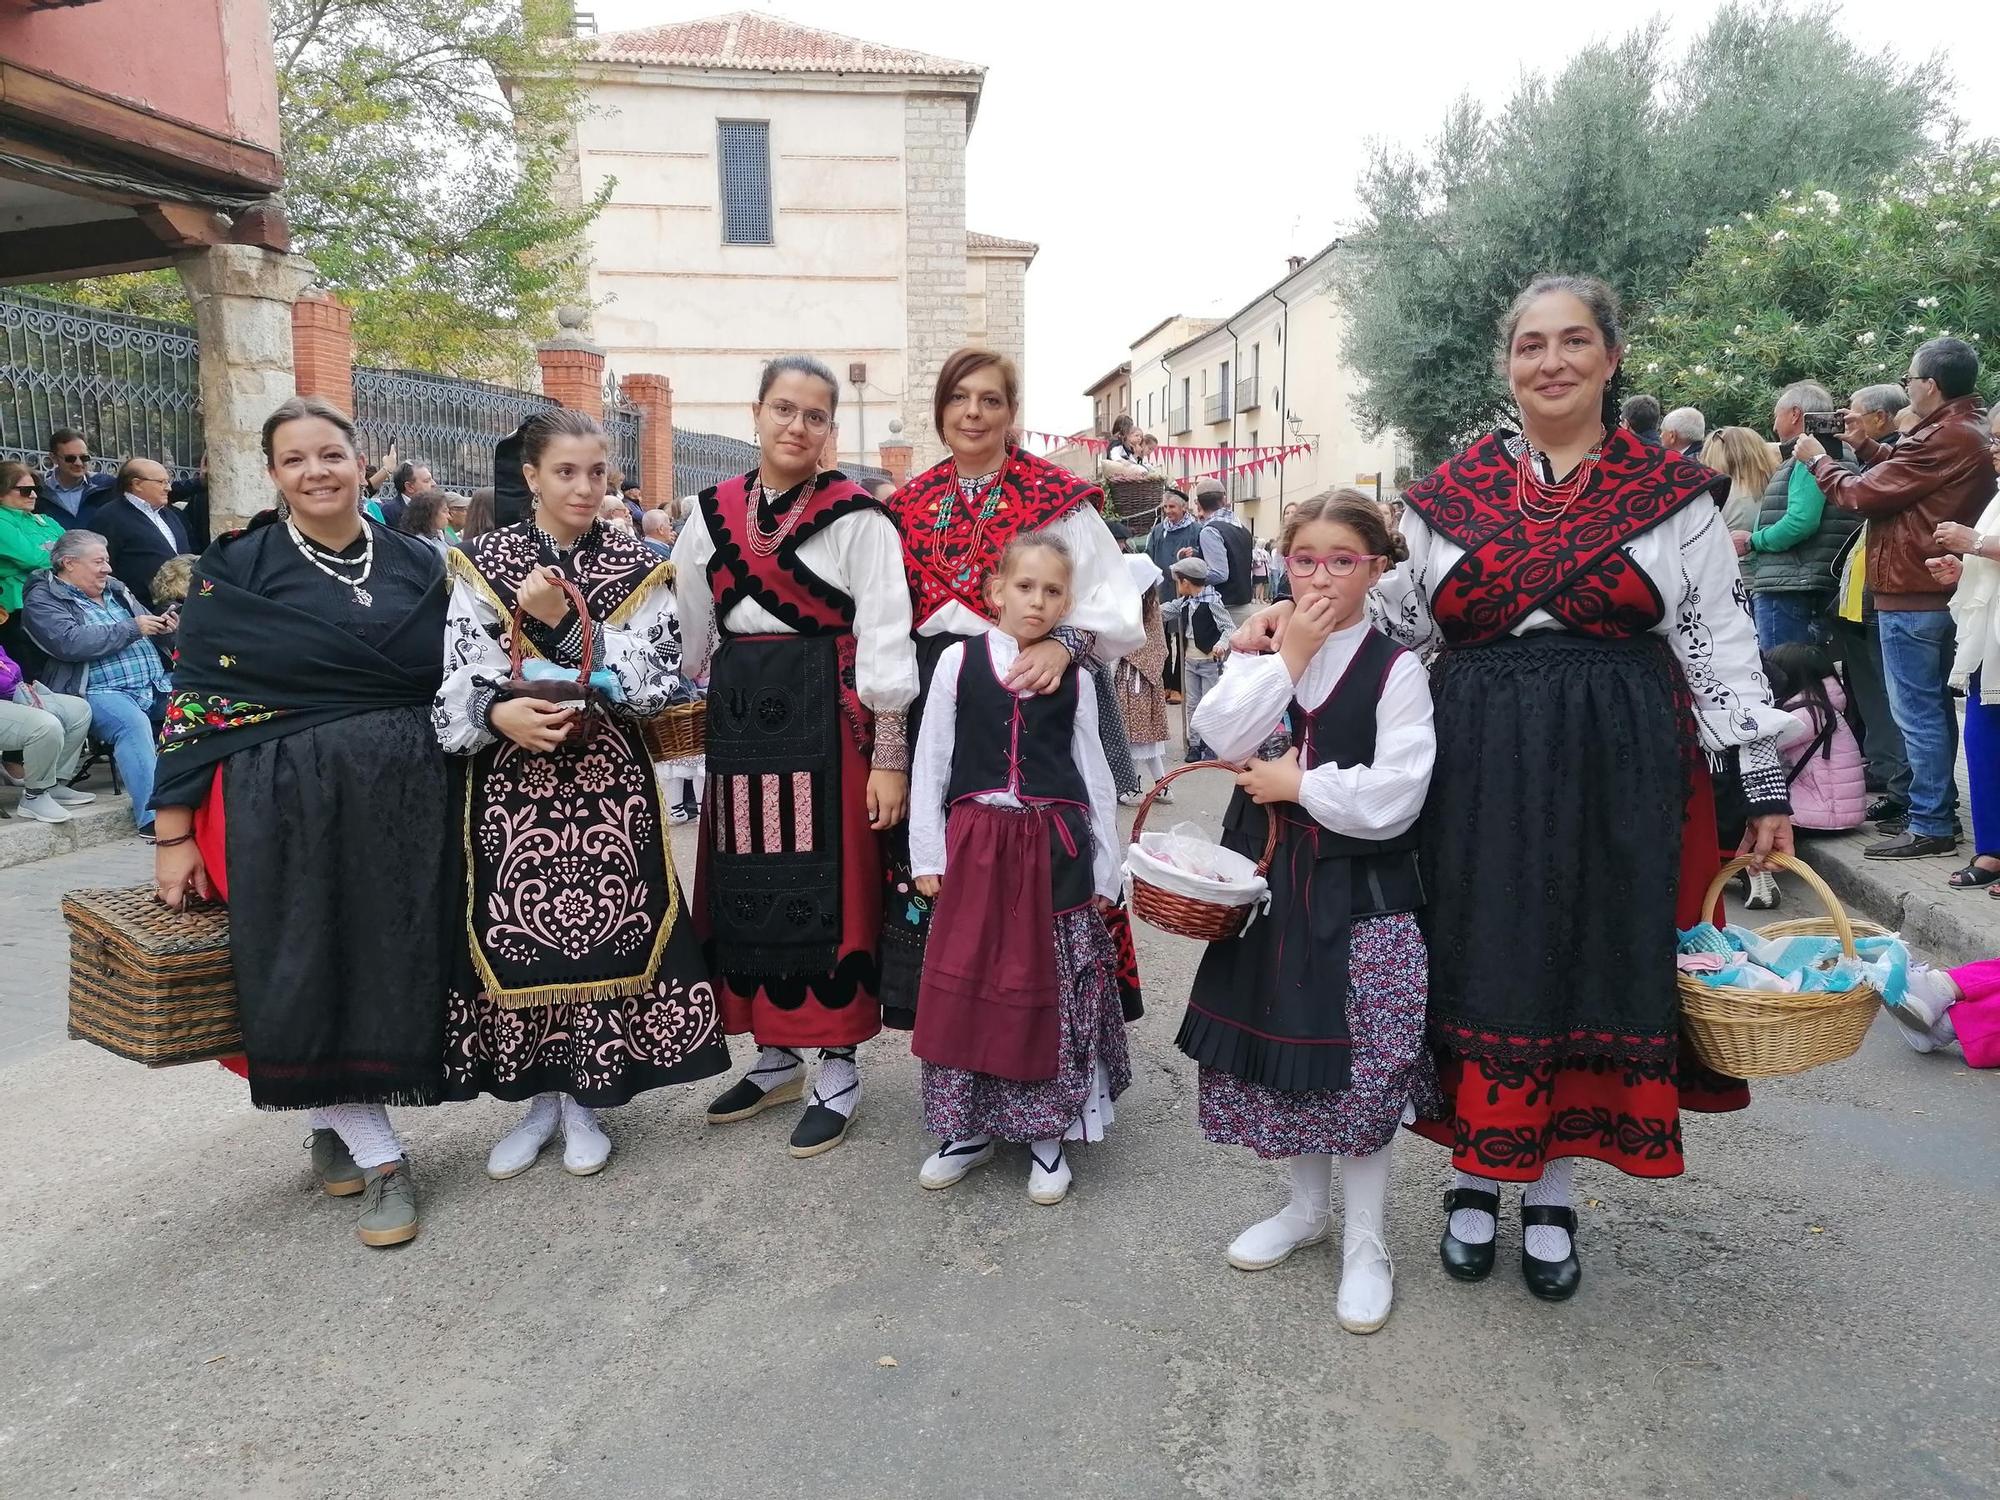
top-left (30, 0), bottom-right (605, 380)
top-left (1335, 2), bottom-right (1946, 466)
top-left (1628, 152), bottom-right (2000, 428)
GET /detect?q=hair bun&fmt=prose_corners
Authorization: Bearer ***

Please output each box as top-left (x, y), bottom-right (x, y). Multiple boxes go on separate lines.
top-left (1386, 533), bottom-right (1411, 565)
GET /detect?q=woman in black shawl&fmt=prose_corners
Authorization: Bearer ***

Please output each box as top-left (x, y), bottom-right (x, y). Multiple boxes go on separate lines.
top-left (152, 396), bottom-right (455, 1249)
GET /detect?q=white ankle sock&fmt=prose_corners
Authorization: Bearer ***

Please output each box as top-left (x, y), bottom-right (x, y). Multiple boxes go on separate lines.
top-left (1136, 749), bottom-right (1166, 783)
top-left (747, 1045), bottom-right (803, 1091)
top-left (1523, 1157), bottom-right (1575, 1261)
top-left (812, 1047), bottom-right (859, 1119)
top-left (1341, 1142), bottom-right (1392, 1237)
top-left (1449, 1169), bottom-right (1498, 1245)
top-left (1029, 1138), bottom-right (1066, 1174)
top-left (317, 1103), bottom-right (404, 1171)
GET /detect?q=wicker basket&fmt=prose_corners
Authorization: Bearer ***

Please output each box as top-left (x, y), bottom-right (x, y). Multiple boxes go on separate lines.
top-left (1125, 761), bottom-right (1277, 941)
top-left (1678, 854), bottom-right (1882, 1079)
top-left (63, 884), bottom-right (240, 1067)
top-left (641, 698), bottom-right (706, 763)
top-left (1106, 475), bottom-right (1165, 524)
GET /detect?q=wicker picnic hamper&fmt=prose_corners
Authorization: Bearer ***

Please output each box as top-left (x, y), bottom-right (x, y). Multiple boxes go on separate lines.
top-left (1678, 854), bottom-right (1882, 1079)
top-left (62, 884), bottom-right (240, 1067)
top-left (1125, 761), bottom-right (1278, 942)
top-left (640, 697), bottom-right (706, 762)
top-left (1106, 475), bottom-right (1164, 523)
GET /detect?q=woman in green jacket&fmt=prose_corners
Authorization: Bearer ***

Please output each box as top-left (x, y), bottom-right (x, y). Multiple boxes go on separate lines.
top-left (0, 459), bottom-right (65, 658)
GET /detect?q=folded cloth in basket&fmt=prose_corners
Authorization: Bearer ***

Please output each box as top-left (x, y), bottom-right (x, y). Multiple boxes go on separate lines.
top-left (1124, 821), bottom-right (1269, 907)
top-left (1677, 922), bottom-right (1909, 1005)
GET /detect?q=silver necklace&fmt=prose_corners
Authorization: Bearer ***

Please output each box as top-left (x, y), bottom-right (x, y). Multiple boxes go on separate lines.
top-left (286, 517), bottom-right (374, 606)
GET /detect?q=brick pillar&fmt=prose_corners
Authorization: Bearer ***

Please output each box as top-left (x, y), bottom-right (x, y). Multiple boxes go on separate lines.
top-left (290, 290), bottom-right (353, 415)
top-left (536, 306), bottom-right (604, 419)
top-left (878, 439), bottom-right (913, 487)
top-left (620, 372), bottom-right (674, 506)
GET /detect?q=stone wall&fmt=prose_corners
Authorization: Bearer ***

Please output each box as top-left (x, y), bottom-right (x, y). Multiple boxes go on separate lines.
top-left (901, 94), bottom-right (969, 466)
top-left (983, 255), bottom-right (1027, 374)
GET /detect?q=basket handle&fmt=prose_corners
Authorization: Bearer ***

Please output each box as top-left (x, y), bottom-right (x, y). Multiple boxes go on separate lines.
top-left (507, 571), bottom-right (596, 683)
top-left (1127, 758), bottom-right (1281, 878)
top-left (1701, 852), bottom-right (1859, 959)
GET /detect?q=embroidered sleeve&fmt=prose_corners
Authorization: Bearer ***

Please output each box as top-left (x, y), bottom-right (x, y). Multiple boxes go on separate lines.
top-left (1051, 624), bottom-right (1097, 664)
top-left (1667, 500), bottom-right (1797, 754)
top-left (871, 710), bottom-right (909, 772)
top-left (1367, 512), bottom-right (1439, 653)
top-left (598, 580), bottom-right (684, 717)
top-left (434, 575), bottom-right (512, 755)
top-left (1736, 738), bottom-right (1792, 819)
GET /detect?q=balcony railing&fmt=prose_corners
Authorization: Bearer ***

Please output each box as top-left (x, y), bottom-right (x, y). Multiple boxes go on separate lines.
top-left (1235, 376), bottom-right (1260, 412)
top-left (1168, 404), bottom-right (1190, 436)
top-left (1203, 391), bottom-right (1228, 425)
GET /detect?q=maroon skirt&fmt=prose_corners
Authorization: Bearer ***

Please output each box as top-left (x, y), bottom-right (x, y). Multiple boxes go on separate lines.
top-left (912, 801), bottom-right (1069, 1082)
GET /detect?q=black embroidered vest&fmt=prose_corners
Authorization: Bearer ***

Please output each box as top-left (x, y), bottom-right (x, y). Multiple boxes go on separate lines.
top-left (944, 636), bottom-right (1090, 809)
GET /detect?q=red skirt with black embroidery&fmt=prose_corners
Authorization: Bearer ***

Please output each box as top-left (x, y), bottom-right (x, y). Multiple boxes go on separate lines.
top-left (1409, 771), bottom-right (1749, 1181)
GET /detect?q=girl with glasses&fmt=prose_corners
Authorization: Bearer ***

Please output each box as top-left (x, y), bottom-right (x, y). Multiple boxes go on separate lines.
top-left (1178, 489), bottom-right (1437, 1334)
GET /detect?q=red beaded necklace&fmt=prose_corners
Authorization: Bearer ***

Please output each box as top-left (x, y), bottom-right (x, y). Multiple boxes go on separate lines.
top-left (1514, 429), bottom-right (1606, 525)
top-left (745, 470), bottom-right (819, 558)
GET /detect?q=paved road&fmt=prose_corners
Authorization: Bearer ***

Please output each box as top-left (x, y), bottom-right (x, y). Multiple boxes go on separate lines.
top-left (2, 785), bottom-right (1996, 1499)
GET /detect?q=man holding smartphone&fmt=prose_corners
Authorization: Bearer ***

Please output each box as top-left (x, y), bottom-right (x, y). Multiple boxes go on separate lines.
top-left (1729, 379), bottom-right (1861, 650)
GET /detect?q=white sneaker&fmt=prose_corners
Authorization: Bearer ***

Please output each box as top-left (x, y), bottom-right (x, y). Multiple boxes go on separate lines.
top-left (486, 1097), bottom-right (560, 1179)
top-left (1225, 1206), bottom-right (1331, 1271)
top-left (561, 1096), bottom-right (612, 1176)
top-left (918, 1136), bottom-right (995, 1190)
top-left (14, 791), bottom-right (70, 823)
top-left (1027, 1141), bottom-right (1072, 1205)
top-left (1336, 1226), bottom-right (1395, 1334)
top-left (48, 786), bottom-right (96, 806)
top-left (1743, 870), bottom-right (1781, 910)
top-left (1892, 965), bottom-right (1958, 1053)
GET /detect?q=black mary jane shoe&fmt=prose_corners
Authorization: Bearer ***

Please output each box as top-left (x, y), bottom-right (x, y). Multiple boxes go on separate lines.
top-left (1438, 1186), bottom-right (1500, 1282)
top-left (1519, 1205), bottom-right (1582, 1302)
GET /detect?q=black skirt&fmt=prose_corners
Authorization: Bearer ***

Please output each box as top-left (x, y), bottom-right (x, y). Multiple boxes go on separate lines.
top-left (1421, 632), bottom-right (1691, 1065)
top-left (223, 704), bottom-right (456, 1109)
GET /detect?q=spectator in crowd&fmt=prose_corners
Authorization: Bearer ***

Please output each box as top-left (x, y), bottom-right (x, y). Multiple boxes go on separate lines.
top-left (370, 460), bottom-right (433, 531)
top-left (21, 529), bottom-right (174, 837)
top-left (640, 508), bottom-right (675, 558)
top-left (0, 459), bottom-right (63, 662)
top-left (1160, 557), bottom-right (1233, 760)
top-left (1251, 537), bottom-right (1271, 600)
top-left (393, 490), bottom-right (452, 559)
top-left (168, 451), bottom-right (211, 551)
top-left (1105, 414), bottom-right (1138, 464)
top-left (620, 478), bottom-right (646, 526)
top-left (149, 554), bottom-right (196, 611)
top-left (0, 642), bottom-right (95, 823)
top-left (1145, 487), bottom-right (1200, 603)
top-left (440, 491), bottom-right (468, 545)
top-left (596, 494), bottom-right (635, 534)
top-left (93, 456), bottom-right (192, 609)
top-left (1797, 337), bottom-right (1998, 859)
top-left (1730, 381), bottom-right (1860, 650)
top-left (1661, 406), bottom-right (1707, 461)
top-left (1830, 382), bottom-right (1915, 824)
top-left (1700, 426), bottom-right (1777, 584)
top-left (34, 430), bottom-right (115, 528)
top-left (1184, 478), bottom-right (1257, 625)
top-left (1621, 393), bottom-right (1664, 448)
top-left (1135, 432), bottom-right (1161, 469)
top-left (459, 487), bottom-right (496, 547)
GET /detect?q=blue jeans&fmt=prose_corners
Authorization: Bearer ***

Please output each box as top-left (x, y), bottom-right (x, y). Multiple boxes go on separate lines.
top-left (85, 687), bottom-right (164, 833)
top-left (1752, 590), bottom-right (1823, 652)
top-left (1876, 610), bottom-right (1959, 839)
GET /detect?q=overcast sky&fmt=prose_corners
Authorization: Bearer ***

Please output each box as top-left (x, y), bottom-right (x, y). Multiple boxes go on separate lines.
top-left (587, 1), bottom-right (1989, 434)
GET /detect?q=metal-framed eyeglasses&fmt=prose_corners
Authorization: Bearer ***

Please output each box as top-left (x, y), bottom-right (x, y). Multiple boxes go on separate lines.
top-left (760, 398), bottom-right (833, 433)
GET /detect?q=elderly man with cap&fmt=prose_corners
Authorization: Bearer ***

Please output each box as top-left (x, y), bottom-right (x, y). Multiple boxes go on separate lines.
top-left (1160, 556), bottom-right (1235, 760)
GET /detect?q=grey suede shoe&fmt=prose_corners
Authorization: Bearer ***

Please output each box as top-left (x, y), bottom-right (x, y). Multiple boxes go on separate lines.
top-left (355, 1161), bottom-right (419, 1248)
top-left (306, 1130), bottom-right (365, 1197)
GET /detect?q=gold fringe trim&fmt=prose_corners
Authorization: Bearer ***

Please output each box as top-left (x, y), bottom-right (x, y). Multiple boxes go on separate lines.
top-left (461, 738), bottom-right (686, 1012)
top-left (445, 547), bottom-right (673, 662)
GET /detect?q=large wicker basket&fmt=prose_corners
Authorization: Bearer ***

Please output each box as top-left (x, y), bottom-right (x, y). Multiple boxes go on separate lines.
top-left (1678, 854), bottom-right (1882, 1079)
top-left (640, 698), bottom-right (706, 762)
top-left (1106, 475), bottom-right (1165, 525)
top-left (63, 884), bottom-right (240, 1067)
top-left (1125, 761), bottom-right (1277, 941)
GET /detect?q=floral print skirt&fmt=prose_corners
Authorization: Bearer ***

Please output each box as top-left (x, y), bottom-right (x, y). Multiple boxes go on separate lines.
top-left (1197, 913), bottom-right (1442, 1160)
top-left (442, 914), bottom-right (730, 1107)
top-left (921, 906), bottom-right (1131, 1144)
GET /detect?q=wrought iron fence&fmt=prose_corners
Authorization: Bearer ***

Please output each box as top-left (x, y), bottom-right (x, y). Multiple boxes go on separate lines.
top-left (668, 426), bottom-right (889, 502)
top-left (606, 403), bottom-right (642, 489)
top-left (0, 288), bottom-right (202, 480)
top-left (352, 365), bottom-right (555, 492)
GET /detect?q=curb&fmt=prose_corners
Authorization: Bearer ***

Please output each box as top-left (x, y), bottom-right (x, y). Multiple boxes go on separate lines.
top-left (1797, 833), bottom-right (1995, 970)
top-left (0, 796), bottom-right (143, 871)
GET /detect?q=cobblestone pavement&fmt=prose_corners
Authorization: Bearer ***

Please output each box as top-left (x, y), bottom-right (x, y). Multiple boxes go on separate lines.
top-left (2, 788), bottom-right (1997, 1499)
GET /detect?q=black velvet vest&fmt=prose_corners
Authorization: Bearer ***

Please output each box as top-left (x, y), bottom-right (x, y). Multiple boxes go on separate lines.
top-left (944, 636), bottom-right (1089, 810)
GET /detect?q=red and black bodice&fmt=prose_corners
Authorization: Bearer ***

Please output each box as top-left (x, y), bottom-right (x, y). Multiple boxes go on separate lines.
top-left (1402, 428), bottom-right (1724, 647)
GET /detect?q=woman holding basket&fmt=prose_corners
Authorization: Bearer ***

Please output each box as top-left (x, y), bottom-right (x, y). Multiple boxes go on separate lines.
top-left (1236, 276), bottom-right (1793, 1301)
top-left (434, 407), bottom-right (728, 1180)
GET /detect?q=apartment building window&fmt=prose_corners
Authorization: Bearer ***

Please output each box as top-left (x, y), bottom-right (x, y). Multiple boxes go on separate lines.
top-left (718, 120), bottom-right (773, 244)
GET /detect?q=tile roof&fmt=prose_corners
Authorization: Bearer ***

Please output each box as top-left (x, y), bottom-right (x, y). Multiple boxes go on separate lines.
top-left (591, 11), bottom-right (984, 78)
top-left (967, 230), bottom-right (1039, 255)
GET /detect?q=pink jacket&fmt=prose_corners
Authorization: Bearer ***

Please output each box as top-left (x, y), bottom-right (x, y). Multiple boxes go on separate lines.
top-left (1778, 678), bottom-right (1865, 831)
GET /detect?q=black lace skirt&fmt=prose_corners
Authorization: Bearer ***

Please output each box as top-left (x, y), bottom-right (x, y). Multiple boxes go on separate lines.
top-left (1421, 632), bottom-right (1692, 1067)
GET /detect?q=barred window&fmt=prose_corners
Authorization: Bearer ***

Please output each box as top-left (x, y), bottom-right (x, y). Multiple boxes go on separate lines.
top-left (718, 121), bottom-right (772, 245)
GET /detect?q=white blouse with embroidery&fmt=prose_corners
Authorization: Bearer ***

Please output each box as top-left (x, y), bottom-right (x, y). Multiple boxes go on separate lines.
top-left (1372, 493), bottom-right (1794, 807)
top-left (909, 628), bottom-right (1122, 902)
top-left (1192, 617), bottom-right (1436, 840)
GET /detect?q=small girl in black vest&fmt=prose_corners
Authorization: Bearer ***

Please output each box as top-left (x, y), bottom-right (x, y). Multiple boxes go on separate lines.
top-left (907, 531), bottom-right (1128, 1205)
top-left (1177, 489), bottom-right (1439, 1334)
